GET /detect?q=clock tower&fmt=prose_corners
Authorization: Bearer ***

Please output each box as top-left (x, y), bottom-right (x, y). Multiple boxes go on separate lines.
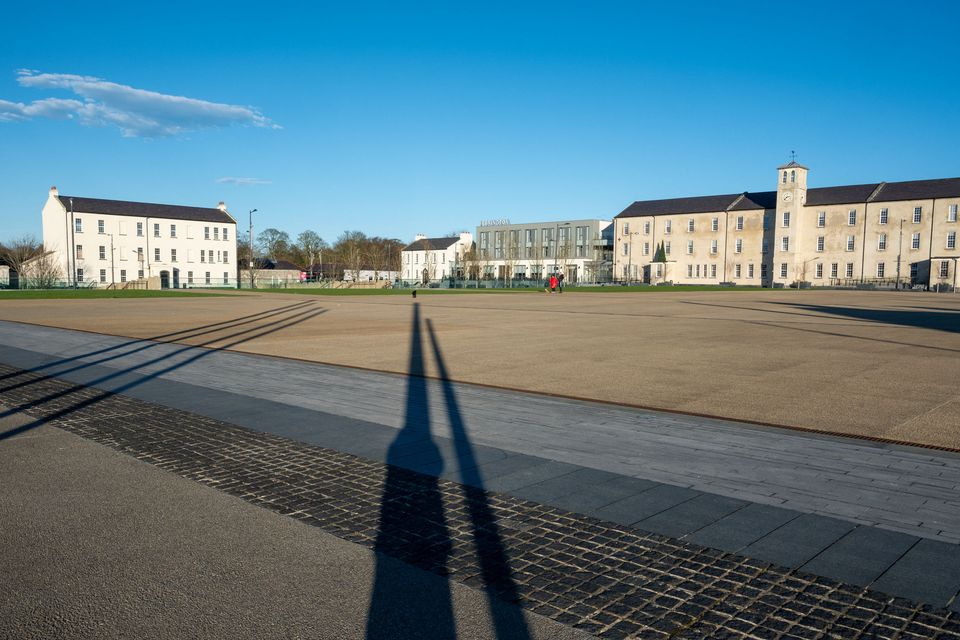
top-left (775, 157), bottom-right (809, 286)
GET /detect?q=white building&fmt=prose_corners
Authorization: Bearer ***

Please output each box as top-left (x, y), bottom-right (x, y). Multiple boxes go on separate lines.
top-left (42, 187), bottom-right (238, 288)
top-left (400, 233), bottom-right (473, 283)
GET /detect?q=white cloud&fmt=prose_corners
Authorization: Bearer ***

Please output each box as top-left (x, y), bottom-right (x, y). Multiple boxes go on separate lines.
top-left (216, 177), bottom-right (273, 185)
top-left (1, 70), bottom-right (279, 137)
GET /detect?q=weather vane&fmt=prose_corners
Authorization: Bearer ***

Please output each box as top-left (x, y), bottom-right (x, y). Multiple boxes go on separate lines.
top-left (790, 150), bottom-right (797, 162)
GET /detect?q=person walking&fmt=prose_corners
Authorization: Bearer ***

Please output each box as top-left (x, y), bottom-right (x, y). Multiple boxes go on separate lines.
top-left (557, 271), bottom-right (565, 294)
top-left (548, 273), bottom-right (558, 293)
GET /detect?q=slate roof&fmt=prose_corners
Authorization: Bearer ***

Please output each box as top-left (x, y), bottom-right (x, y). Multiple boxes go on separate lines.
top-left (777, 160), bottom-right (809, 170)
top-left (729, 191), bottom-right (778, 211)
top-left (805, 183), bottom-right (881, 207)
top-left (240, 258), bottom-right (302, 270)
top-left (615, 194), bottom-right (743, 218)
top-left (872, 177), bottom-right (960, 203)
top-left (57, 195), bottom-right (235, 224)
top-left (401, 236), bottom-right (461, 251)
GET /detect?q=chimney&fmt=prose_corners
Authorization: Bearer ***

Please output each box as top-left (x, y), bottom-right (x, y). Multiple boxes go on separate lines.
top-left (217, 201), bottom-right (227, 211)
top-left (49, 186), bottom-right (58, 197)
top-left (414, 233), bottom-right (426, 241)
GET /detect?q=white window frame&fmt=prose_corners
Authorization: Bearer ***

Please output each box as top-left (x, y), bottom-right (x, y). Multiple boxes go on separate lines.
top-left (815, 263), bottom-right (823, 279)
top-left (782, 211), bottom-right (790, 228)
top-left (877, 263), bottom-right (885, 278)
top-left (816, 236), bottom-right (824, 252)
top-left (940, 261), bottom-right (950, 278)
top-left (848, 209), bottom-right (857, 226)
top-left (846, 236), bottom-right (855, 252)
top-left (879, 208), bottom-right (888, 224)
top-left (781, 236), bottom-right (790, 252)
top-left (687, 219), bottom-right (695, 233)
top-left (686, 240), bottom-right (694, 255)
top-left (878, 234), bottom-right (887, 250)
top-left (913, 207), bottom-right (922, 223)
top-left (711, 218), bottom-right (718, 232)
top-left (817, 211), bottom-right (825, 227)
top-left (735, 238), bottom-right (742, 254)
top-left (947, 232), bottom-right (957, 250)
top-left (779, 263), bottom-right (788, 278)
top-left (845, 263), bottom-right (854, 278)
top-left (911, 232), bottom-right (921, 250)
top-left (949, 204), bottom-right (958, 223)
top-left (736, 216), bottom-right (744, 231)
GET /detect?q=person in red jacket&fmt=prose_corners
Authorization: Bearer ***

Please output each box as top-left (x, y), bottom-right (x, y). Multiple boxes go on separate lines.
top-left (549, 274), bottom-right (558, 293)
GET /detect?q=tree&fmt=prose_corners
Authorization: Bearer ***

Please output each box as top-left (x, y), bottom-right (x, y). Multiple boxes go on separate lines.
top-left (502, 230), bottom-right (521, 286)
top-left (257, 228), bottom-right (291, 260)
top-left (296, 230), bottom-right (327, 273)
top-left (24, 248), bottom-right (65, 288)
top-left (461, 245), bottom-right (480, 283)
top-left (0, 235), bottom-right (43, 289)
top-left (335, 230), bottom-right (368, 282)
top-left (418, 238), bottom-right (438, 283)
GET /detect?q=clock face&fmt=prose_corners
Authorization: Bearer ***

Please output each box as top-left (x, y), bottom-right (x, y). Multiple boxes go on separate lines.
top-left (782, 192), bottom-right (793, 202)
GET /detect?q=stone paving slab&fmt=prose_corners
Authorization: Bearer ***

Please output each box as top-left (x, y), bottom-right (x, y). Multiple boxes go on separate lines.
top-left (2, 318), bottom-right (960, 544)
top-left (2, 366), bottom-right (960, 638)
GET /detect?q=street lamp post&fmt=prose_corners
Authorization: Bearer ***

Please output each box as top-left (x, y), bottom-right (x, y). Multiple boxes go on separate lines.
top-left (248, 208), bottom-right (258, 289)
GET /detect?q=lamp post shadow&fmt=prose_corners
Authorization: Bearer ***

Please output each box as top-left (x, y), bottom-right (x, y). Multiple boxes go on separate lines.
top-left (365, 304), bottom-right (530, 640)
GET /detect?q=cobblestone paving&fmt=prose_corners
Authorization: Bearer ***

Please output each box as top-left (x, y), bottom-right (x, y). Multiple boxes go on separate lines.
top-left (2, 363), bottom-right (959, 639)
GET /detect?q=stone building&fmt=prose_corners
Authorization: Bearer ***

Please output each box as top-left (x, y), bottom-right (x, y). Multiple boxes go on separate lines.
top-left (613, 163), bottom-right (960, 289)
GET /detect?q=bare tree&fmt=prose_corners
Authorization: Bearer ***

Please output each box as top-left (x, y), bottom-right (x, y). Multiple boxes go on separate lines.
top-left (502, 230), bottom-right (521, 287)
top-left (418, 238), bottom-right (438, 283)
top-left (25, 248), bottom-right (65, 288)
top-left (461, 245), bottom-right (480, 284)
top-left (257, 228), bottom-right (291, 260)
top-left (295, 230), bottom-right (326, 272)
top-left (0, 235), bottom-right (43, 289)
top-left (336, 230), bottom-right (368, 282)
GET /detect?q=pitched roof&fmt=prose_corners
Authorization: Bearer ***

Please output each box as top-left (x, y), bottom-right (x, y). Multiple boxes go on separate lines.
top-left (872, 177), bottom-right (960, 203)
top-left (57, 195), bottom-right (235, 224)
top-left (401, 236), bottom-right (461, 251)
top-left (729, 191), bottom-right (778, 211)
top-left (777, 160), bottom-right (809, 170)
top-left (805, 183), bottom-right (881, 206)
top-left (615, 193), bottom-right (742, 218)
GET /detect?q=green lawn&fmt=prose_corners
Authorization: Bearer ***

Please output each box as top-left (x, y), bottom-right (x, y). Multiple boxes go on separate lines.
top-left (0, 289), bottom-right (225, 299)
top-left (255, 284), bottom-right (767, 296)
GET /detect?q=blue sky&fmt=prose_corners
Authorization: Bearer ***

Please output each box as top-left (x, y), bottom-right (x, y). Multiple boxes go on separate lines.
top-left (1, 1), bottom-right (958, 245)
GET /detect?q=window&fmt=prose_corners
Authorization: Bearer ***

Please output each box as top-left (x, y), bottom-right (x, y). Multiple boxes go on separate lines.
top-left (848, 209), bottom-right (857, 226)
top-left (686, 240), bottom-right (694, 254)
top-left (876, 262), bottom-right (885, 277)
top-left (170, 224), bottom-right (177, 238)
top-left (911, 232), bottom-right (921, 249)
top-left (98, 219), bottom-right (105, 234)
top-left (75, 244), bottom-right (83, 259)
top-left (76, 268), bottom-right (84, 282)
top-left (205, 272), bottom-right (211, 285)
top-left (204, 227), bottom-right (210, 240)
top-left (711, 218), bottom-right (719, 232)
top-left (830, 263), bottom-right (838, 278)
top-left (664, 221), bottom-right (672, 234)
top-left (201, 250), bottom-right (206, 263)
top-left (734, 264), bottom-right (741, 278)
top-left (223, 251), bottom-right (228, 263)
top-left (138, 269), bottom-right (144, 279)
top-left (643, 242), bottom-right (650, 255)
top-left (948, 232), bottom-right (957, 250)
top-left (736, 216), bottom-right (744, 231)
top-left (171, 249), bottom-right (177, 262)
top-left (153, 223), bottom-right (160, 237)
top-left (879, 208), bottom-right (888, 224)
top-left (949, 204), bottom-right (958, 223)
top-left (622, 243), bottom-right (629, 256)
top-left (763, 215), bottom-right (770, 231)
top-left (846, 263), bottom-right (854, 278)
top-left (223, 272), bottom-right (229, 284)
top-left (816, 236), bottom-right (824, 252)
top-left (782, 171), bottom-right (787, 184)
top-left (782, 211), bottom-right (790, 228)
top-left (791, 169), bottom-right (796, 183)
top-left (910, 263), bottom-right (918, 279)
top-left (99, 245), bottom-right (106, 260)
top-left (687, 264), bottom-right (693, 277)
top-left (781, 236), bottom-right (790, 252)
top-left (710, 239), bottom-right (718, 254)
top-left (99, 269), bottom-right (107, 283)
top-left (779, 263), bottom-right (788, 278)
top-left (747, 264), bottom-right (754, 279)
top-left (208, 250), bottom-right (214, 263)
top-left (137, 247), bottom-right (143, 261)
top-left (696, 264), bottom-right (701, 277)
top-left (214, 227), bottom-right (220, 240)
top-left (761, 239), bottom-right (768, 254)
top-left (75, 218), bottom-right (82, 233)
top-left (188, 271), bottom-right (194, 284)
top-left (687, 219), bottom-right (695, 232)
top-left (623, 223), bottom-right (629, 234)
top-left (664, 241), bottom-right (671, 255)
top-left (913, 207), bottom-right (922, 223)
top-left (136, 222), bottom-right (143, 236)
top-left (817, 211), bottom-right (825, 227)
top-left (643, 221), bottom-right (650, 234)
top-left (846, 236), bottom-right (855, 251)
top-left (878, 233), bottom-right (887, 251)
top-left (761, 264), bottom-right (767, 278)
top-left (941, 261), bottom-right (950, 278)
top-left (154, 247), bottom-right (161, 261)
top-left (223, 227), bottom-right (229, 241)
top-left (815, 263), bottom-right (823, 279)
top-left (120, 270), bottom-right (127, 282)
top-left (735, 238), bottom-right (742, 254)
top-left (710, 264), bottom-right (717, 278)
